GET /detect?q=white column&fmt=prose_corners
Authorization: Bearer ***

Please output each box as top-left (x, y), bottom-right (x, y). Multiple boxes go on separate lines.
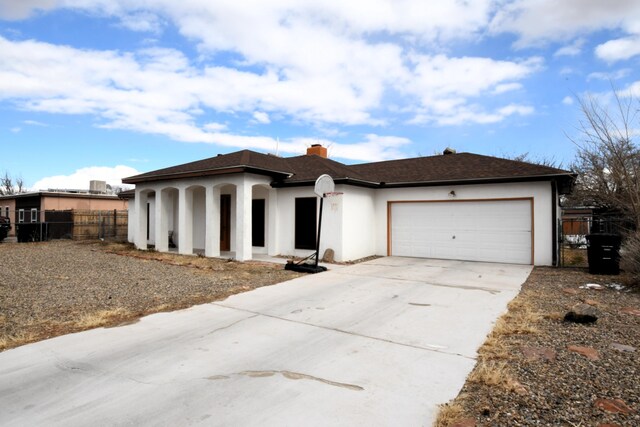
top-left (178, 187), bottom-right (193, 255)
top-left (205, 186), bottom-right (221, 257)
top-left (267, 188), bottom-right (278, 256)
top-left (235, 179), bottom-right (252, 261)
top-left (155, 189), bottom-right (169, 252)
top-left (134, 190), bottom-right (148, 250)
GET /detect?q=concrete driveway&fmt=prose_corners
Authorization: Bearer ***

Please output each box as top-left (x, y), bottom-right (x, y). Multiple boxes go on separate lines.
top-left (0, 257), bottom-right (532, 426)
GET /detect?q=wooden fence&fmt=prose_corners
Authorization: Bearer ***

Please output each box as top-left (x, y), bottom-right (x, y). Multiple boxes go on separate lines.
top-left (72, 209), bottom-right (128, 240)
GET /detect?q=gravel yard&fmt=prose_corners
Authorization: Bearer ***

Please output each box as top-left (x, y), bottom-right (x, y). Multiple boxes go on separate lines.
top-left (0, 240), bottom-right (301, 351)
top-left (439, 267), bottom-right (640, 426)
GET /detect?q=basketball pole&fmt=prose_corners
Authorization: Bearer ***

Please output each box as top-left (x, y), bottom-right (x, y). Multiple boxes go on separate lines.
top-left (315, 194), bottom-right (324, 269)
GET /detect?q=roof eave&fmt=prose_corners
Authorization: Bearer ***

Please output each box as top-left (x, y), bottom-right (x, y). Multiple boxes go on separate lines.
top-left (122, 165), bottom-right (293, 184)
top-left (379, 173), bottom-right (576, 191)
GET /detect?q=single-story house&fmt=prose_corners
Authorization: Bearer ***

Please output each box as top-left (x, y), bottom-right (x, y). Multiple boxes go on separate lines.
top-left (0, 181), bottom-right (128, 241)
top-left (122, 145), bottom-right (575, 266)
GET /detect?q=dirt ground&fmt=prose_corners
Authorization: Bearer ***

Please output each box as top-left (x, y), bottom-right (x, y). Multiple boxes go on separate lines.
top-left (437, 267), bottom-right (640, 427)
top-left (0, 240), bottom-right (302, 351)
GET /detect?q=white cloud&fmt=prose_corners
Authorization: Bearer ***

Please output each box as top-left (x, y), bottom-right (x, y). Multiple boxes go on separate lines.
top-left (0, 0), bottom-right (57, 20)
top-left (417, 103), bottom-right (533, 126)
top-left (622, 80), bottom-right (640, 98)
top-left (203, 122), bottom-right (227, 132)
top-left (490, 0), bottom-right (640, 47)
top-left (252, 111), bottom-right (271, 124)
top-left (10, 127), bottom-right (21, 133)
top-left (554, 38), bottom-right (585, 57)
top-left (0, 29), bottom-right (542, 149)
top-left (587, 69), bottom-right (631, 81)
top-left (0, 1), bottom-right (562, 161)
top-left (562, 96), bottom-right (574, 105)
top-left (493, 82), bottom-right (523, 94)
top-left (118, 11), bottom-right (163, 33)
top-left (31, 165), bottom-right (140, 191)
top-left (405, 54), bottom-right (541, 124)
top-left (595, 36), bottom-right (640, 62)
top-left (23, 119), bottom-right (48, 126)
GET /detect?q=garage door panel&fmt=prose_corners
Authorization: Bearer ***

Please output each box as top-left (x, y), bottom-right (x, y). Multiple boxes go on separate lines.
top-left (390, 200), bottom-right (532, 264)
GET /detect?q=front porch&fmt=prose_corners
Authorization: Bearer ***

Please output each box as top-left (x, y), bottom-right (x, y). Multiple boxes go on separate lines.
top-left (133, 174), bottom-right (277, 261)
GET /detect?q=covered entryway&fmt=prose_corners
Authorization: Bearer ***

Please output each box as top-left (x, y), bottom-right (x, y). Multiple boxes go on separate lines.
top-left (389, 198), bottom-right (533, 264)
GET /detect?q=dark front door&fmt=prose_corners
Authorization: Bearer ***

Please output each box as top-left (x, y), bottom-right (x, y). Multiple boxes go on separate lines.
top-left (220, 194), bottom-right (231, 251)
top-left (252, 199), bottom-right (265, 247)
top-left (295, 197), bottom-right (317, 250)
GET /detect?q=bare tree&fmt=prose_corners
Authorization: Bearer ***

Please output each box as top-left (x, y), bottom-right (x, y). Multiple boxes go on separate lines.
top-left (569, 89), bottom-right (640, 284)
top-left (501, 152), bottom-right (562, 169)
top-left (0, 172), bottom-right (26, 196)
top-left (569, 90), bottom-right (640, 230)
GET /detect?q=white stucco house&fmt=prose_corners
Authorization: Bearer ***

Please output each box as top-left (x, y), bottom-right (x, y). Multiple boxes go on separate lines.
top-left (122, 145), bottom-right (574, 266)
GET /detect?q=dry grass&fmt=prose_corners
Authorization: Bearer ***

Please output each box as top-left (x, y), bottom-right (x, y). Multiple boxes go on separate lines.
top-left (434, 401), bottom-right (467, 427)
top-left (75, 308), bottom-right (132, 329)
top-left (561, 247), bottom-right (588, 267)
top-left (468, 361), bottom-right (509, 388)
top-left (477, 333), bottom-right (512, 360)
top-left (491, 295), bottom-right (542, 336)
top-left (0, 331), bottom-right (39, 351)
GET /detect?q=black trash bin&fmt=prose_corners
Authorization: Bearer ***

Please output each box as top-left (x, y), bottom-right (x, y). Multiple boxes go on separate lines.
top-left (586, 233), bottom-right (622, 275)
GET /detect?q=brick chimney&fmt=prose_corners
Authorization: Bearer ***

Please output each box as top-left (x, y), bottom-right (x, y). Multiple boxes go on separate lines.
top-left (306, 144), bottom-right (327, 158)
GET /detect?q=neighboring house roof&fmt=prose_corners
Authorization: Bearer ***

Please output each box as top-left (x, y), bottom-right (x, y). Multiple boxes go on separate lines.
top-left (0, 191), bottom-right (123, 200)
top-left (122, 149), bottom-right (575, 192)
top-left (118, 189), bottom-right (135, 200)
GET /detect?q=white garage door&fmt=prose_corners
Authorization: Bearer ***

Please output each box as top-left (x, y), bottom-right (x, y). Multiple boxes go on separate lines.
top-left (390, 199), bottom-right (532, 264)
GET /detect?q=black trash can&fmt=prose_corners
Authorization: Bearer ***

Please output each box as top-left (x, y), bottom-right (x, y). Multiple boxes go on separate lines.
top-left (586, 233), bottom-right (622, 275)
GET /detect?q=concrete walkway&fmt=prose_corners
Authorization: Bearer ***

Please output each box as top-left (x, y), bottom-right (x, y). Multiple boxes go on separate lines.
top-left (0, 257), bottom-right (532, 426)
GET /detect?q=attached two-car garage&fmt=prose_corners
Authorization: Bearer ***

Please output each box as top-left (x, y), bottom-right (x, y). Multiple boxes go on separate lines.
top-left (389, 199), bottom-right (533, 265)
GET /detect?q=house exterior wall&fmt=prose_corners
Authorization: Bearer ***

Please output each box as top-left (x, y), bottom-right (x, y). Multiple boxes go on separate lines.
top-left (41, 196), bottom-right (127, 211)
top-left (372, 181), bottom-right (555, 265)
top-left (341, 185), bottom-right (376, 261)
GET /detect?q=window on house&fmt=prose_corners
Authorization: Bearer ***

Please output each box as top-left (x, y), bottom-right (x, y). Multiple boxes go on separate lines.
top-left (31, 208), bottom-right (38, 223)
top-left (4, 206), bottom-right (8, 218)
top-left (295, 197), bottom-right (317, 250)
top-left (18, 209), bottom-right (24, 223)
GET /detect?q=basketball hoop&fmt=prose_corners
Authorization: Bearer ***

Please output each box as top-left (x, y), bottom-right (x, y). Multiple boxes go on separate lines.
top-left (314, 174), bottom-right (335, 197)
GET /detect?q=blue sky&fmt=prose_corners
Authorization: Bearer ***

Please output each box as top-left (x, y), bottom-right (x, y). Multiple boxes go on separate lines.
top-left (1, 0), bottom-right (639, 190)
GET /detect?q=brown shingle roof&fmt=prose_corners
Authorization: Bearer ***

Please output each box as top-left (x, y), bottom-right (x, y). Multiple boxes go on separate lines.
top-left (123, 150), bottom-right (293, 183)
top-left (123, 149), bottom-right (574, 189)
top-left (349, 153), bottom-right (570, 185)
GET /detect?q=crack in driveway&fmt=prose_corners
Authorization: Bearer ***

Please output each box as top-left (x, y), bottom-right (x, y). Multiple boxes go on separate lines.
top-left (212, 303), bottom-right (476, 360)
top-left (207, 370), bottom-right (364, 391)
